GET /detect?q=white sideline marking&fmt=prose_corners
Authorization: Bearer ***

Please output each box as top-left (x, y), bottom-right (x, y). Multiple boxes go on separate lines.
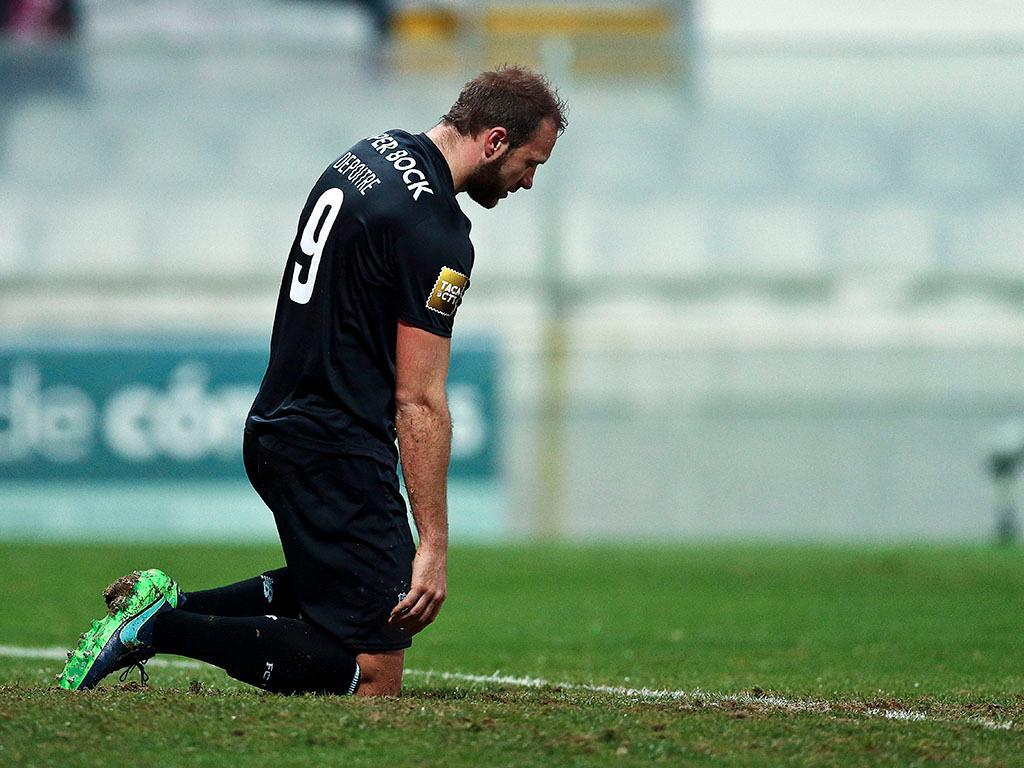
top-left (405, 669), bottom-right (1014, 731)
top-left (1, 645), bottom-right (1012, 731)
top-left (0, 644), bottom-right (202, 669)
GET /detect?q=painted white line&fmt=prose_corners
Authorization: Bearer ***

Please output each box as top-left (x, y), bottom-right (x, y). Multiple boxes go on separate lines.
top-left (1, 644), bottom-right (1013, 731)
top-left (0, 644), bottom-right (201, 670)
top-left (398, 670), bottom-right (1015, 731)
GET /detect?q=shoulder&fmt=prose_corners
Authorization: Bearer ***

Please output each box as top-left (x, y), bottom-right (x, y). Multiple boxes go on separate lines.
top-left (328, 129), bottom-right (472, 258)
top-left (396, 212), bottom-right (474, 274)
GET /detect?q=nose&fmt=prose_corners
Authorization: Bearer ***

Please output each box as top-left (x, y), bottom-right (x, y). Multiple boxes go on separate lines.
top-left (520, 169), bottom-right (535, 190)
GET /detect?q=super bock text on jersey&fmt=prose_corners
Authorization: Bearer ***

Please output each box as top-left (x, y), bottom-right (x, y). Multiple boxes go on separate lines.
top-left (247, 130), bottom-right (475, 466)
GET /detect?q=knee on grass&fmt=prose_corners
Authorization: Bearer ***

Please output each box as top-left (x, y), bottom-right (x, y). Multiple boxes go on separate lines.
top-left (354, 650), bottom-right (404, 696)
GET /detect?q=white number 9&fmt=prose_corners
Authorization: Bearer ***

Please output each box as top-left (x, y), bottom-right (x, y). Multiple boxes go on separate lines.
top-left (289, 187), bottom-right (343, 305)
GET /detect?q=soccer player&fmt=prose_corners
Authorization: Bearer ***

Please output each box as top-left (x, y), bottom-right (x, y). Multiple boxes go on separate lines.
top-left (58, 67), bottom-right (567, 696)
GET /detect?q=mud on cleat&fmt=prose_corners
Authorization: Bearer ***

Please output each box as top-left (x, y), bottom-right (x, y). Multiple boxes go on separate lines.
top-left (57, 594), bottom-right (172, 691)
top-left (103, 569), bottom-right (180, 614)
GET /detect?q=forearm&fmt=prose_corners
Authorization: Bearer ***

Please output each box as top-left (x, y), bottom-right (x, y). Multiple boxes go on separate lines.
top-left (395, 398), bottom-right (451, 550)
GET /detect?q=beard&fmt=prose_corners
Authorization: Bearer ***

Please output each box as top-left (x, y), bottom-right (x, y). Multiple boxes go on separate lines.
top-left (464, 154), bottom-right (509, 209)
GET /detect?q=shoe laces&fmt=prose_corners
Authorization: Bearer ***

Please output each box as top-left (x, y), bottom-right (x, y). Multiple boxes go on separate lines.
top-left (118, 659), bottom-right (150, 686)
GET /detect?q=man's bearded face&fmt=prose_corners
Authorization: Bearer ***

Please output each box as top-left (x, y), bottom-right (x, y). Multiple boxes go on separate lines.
top-left (465, 152), bottom-right (511, 209)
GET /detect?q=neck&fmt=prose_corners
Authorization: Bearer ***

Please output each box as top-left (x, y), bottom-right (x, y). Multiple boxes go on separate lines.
top-left (424, 123), bottom-right (472, 193)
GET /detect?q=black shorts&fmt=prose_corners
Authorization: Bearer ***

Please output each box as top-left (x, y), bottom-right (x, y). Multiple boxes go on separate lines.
top-left (243, 430), bottom-right (415, 652)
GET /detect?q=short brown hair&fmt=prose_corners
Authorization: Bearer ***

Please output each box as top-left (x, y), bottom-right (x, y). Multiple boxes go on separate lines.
top-left (441, 66), bottom-right (568, 148)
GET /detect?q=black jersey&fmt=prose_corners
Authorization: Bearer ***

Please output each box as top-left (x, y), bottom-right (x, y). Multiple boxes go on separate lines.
top-left (246, 129), bottom-right (474, 466)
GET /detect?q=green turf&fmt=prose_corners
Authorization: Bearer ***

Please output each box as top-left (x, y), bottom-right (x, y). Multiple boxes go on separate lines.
top-left (1, 542), bottom-right (1023, 766)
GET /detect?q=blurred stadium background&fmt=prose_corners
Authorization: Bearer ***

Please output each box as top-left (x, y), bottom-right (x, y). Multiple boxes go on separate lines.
top-left (2, 0), bottom-right (1024, 544)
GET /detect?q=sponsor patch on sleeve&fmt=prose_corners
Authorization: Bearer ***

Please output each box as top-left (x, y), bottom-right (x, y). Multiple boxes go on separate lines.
top-left (426, 267), bottom-right (469, 317)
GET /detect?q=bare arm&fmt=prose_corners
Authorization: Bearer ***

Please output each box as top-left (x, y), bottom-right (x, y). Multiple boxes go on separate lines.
top-left (387, 320), bottom-right (451, 634)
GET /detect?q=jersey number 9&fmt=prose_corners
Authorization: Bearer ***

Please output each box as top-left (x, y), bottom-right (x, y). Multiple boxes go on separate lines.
top-left (289, 187), bottom-right (344, 305)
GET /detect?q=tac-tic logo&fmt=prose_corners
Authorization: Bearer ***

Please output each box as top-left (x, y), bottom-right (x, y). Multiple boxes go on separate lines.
top-left (426, 267), bottom-right (469, 317)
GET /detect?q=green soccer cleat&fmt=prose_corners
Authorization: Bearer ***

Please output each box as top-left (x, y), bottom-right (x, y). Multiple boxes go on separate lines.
top-left (56, 569), bottom-right (180, 691)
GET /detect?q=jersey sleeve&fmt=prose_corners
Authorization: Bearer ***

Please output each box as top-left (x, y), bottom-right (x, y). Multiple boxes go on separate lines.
top-left (392, 221), bottom-right (473, 338)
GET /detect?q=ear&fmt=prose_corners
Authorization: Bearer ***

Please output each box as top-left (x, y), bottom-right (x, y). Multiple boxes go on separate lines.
top-left (481, 126), bottom-right (509, 161)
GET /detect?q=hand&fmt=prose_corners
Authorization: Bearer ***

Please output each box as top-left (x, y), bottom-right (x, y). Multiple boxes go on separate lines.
top-left (388, 545), bottom-right (447, 635)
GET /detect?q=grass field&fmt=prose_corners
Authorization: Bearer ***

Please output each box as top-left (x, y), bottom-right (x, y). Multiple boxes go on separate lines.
top-left (1, 541), bottom-right (1023, 766)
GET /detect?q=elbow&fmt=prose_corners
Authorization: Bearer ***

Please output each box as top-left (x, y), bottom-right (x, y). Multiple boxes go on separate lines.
top-left (395, 387), bottom-right (448, 415)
